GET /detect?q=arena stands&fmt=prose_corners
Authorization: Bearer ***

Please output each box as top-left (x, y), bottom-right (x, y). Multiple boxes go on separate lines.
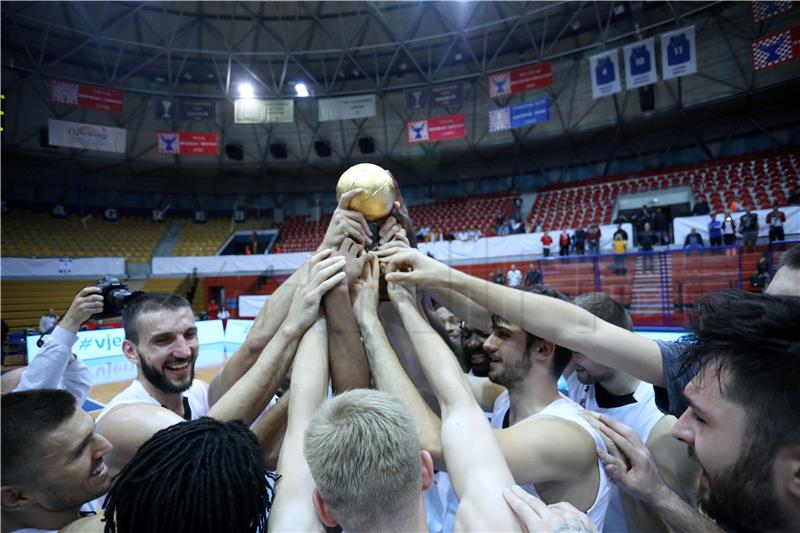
top-left (1, 279), bottom-right (108, 331)
top-left (528, 149), bottom-right (799, 231)
top-left (172, 216), bottom-right (268, 257)
top-left (1, 210), bottom-right (167, 263)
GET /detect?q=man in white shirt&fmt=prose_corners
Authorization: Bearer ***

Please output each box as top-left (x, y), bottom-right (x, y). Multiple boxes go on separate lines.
top-left (506, 264), bottom-right (522, 288)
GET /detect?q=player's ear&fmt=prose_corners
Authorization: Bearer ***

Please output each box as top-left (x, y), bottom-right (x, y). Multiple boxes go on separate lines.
top-left (312, 488), bottom-right (339, 528)
top-left (419, 450), bottom-right (434, 491)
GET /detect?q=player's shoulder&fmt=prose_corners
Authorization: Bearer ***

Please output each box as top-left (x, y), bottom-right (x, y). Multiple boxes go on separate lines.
top-left (58, 514), bottom-right (105, 532)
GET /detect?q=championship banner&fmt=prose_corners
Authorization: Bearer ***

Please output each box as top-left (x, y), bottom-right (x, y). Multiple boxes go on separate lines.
top-left (751, 26), bottom-right (800, 71)
top-left (488, 62), bottom-right (553, 98)
top-left (157, 132), bottom-right (219, 155)
top-left (589, 49), bottom-right (622, 99)
top-left (47, 119), bottom-right (127, 153)
top-left (661, 26), bottom-right (697, 80)
top-left (488, 97), bottom-right (550, 133)
top-left (752, 1), bottom-right (792, 22)
top-left (318, 94), bottom-right (376, 121)
top-left (623, 37), bottom-right (658, 89)
top-left (154, 98), bottom-right (216, 121)
top-left (406, 113), bottom-right (465, 143)
top-left (405, 83), bottom-right (464, 110)
top-left (234, 99), bottom-right (294, 123)
top-left (50, 79), bottom-right (124, 113)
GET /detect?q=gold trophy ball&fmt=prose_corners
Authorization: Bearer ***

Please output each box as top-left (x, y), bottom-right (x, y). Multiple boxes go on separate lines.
top-left (336, 163), bottom-right (397, 221)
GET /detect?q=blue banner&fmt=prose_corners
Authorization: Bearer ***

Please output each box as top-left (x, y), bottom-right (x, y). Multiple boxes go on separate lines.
top-left (488, 97), bottom-right (550, 132)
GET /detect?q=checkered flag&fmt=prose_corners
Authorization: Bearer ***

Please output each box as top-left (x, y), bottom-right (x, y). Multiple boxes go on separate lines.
top-left (752, 29), bottom-right (794, 70)
top-left (752, 1), bottom-right (792, 22)
top-left (488, 108), bottom-right (511, 133)
top-left (50, 80), bottom-right (79, 105)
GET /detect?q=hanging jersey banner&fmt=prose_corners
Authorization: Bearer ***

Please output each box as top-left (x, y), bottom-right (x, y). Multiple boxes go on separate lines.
top-left (234, 99), bottom-right (294, 123)
top-left (589, 49), bottom-right (622, 99)
top-left (661, 26), bottom-right (697, 80)
top-left (488, 97), bottom-right (550, 133)
top-left (751, 26), bottom-right (800, 71)
top-left (406, 114), bottom-right (465, 143)
top-left (751, 0), bottom-right (793, 21)
top-left (488, 62), bottom-right (553, 98)
top-left (623, 37), bottom-right (658, 89)
top-left (318, 94), bottom-right (376, 121)
top-left (50, 79), bottom-right (124, 113)
top-left (157, 132), bottom-right (219, 155)
top-left (48, 119), bottom-right (127, 153)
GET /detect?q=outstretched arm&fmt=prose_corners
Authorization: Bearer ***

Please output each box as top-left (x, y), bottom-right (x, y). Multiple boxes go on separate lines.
top-left (387, 279), bottom-right (520, 532)
top-left (268, 318), bottom-right (329, 533)
top-left (381, 250), bottom-right (664, 387)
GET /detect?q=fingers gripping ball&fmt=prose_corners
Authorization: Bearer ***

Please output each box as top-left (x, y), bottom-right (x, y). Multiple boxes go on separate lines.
top-left (336, 163), bottom-right (397, 222)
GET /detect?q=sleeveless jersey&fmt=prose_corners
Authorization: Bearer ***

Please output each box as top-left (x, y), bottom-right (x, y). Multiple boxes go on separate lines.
top-left (96, 379), bottom-right (209, 423)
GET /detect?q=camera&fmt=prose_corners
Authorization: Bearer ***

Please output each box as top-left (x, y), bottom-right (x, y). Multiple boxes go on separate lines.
top-left (93, 276), bottom-right (141, 319)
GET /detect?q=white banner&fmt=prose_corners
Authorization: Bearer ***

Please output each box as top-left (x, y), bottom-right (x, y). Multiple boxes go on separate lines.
top-left (238, 295), bottom-right (271, 318)
top-left (48, 119), bottom-right (127, 153)
top-left (224, 319), bottom-right (255, 343)
top-left (623, 37), bottom-right (658, 89)
top-left (234, 99), bottom-right (294, 123)
top-left (589, 49), bottom-right (622, 99)
top-left (1, 257), bottom-right (125, 278)
top-left (26, 320), bottom-right (225, 363)
top-left (672, 207), bottom-right (799, 246)
top-left (152, 252), bottom-right (310, 275)
top-left (661, 26), bottom-right (697, 80)
top-left (318, 94), bottom-right (376, 122)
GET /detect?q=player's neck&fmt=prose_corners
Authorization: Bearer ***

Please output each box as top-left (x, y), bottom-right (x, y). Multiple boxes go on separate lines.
top-left (508, 373), bottom-right (559, 423)
top-left (137, 377), bottom-right (185, 415)
top-left (2, 504), bottom-right (83, 533)
top-left (599, 372), bottom-right (640, 396)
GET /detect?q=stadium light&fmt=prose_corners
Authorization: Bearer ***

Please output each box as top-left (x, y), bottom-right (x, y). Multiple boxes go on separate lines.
top-left (295, 82), bottom-right (309, 97)
top-left (238, 83), bottom-right (255, 98)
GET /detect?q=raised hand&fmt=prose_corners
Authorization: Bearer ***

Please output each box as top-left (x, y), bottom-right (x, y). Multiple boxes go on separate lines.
top-left (377, 215), bottom-right (410, 247)
top-left (319, 188), bottom-right (372, 250)
top-left (580, 410), bottom-right (668, 505)
top-left (378, 248), bottom-right (450, 289)
top-left (60, 286), bottom-right (105, 332)
top-left (333, 238), bottom-right (370, 290)
top-left (352, 254), bottom-right (381, 323)
top-left (284, 249), bottom-right (347, 335)
top-left (503, 485), bottom-right (598, 532)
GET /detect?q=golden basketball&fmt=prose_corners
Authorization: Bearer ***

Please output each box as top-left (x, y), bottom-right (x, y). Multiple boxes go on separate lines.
top-left (335, 163), bottom-right (397, 221)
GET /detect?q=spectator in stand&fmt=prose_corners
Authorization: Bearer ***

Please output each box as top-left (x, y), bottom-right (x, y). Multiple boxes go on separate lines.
top-left (511, 218), bottom-right (525, 234)
top-left (541, 229), bottom-right (553, 257)
top-left (243, 244), bottom-right (253, 255)
top-left (496, 217), bottom-right (511, 236)
top-left (613, 213), bottom-right (628, 224)
top-left (416, 225), bottom-right (431, 242)
top-left (39, 308), bottom-right (58, 335)
top-left (491, 269), bottom-right (505, 285)
top-left (634, 205), bottom-right (653, 245)
top-left (721, 210), bottom-right (737, 256)
top-left (637, 222), bottom-right (657, 274)
top-left (573, 227), bottom-right (587, 255)
top-left (435, 227), bottom-right (445, 242)
top-left (506, 264), bottom-right (522, 288)
top-left (692, 195), bottom-right (711, 216)
top-left (469, 226), bottom-right (483, 241)
top-left (683, 228), bottom-right (704, 255)
top-left (613, 223), bottom-right (628, 242)
top-left (739, 206), bottom-right (759, 253)
top-left (612, 233), bottom-right (627, 276)
top-left (524, 262), bottom-right (542, 288)
top-left (558, 230), bottom-right (571, 257)
top-left (586, 224), bottom-right (601, 255)
top-left (766, 203), bottom-right (786, 249)
top-left (218, 307), bottom-right (231, 321)
top-left (729, 195), bottom-right (744, 213)
top-left (750, 252), bottom-right (771, 291)
top-left (206, 298), bottom-right (219, 320)
top-left (708, 213), bottom-right (723, 252)
top-left (789, 183), bottom-right (800, 205)
top-left (653, 207), bottom-right (669, 244)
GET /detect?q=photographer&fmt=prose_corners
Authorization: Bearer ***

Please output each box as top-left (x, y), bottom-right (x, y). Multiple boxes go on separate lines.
top-left (4, 287), bottom-right (102, 406)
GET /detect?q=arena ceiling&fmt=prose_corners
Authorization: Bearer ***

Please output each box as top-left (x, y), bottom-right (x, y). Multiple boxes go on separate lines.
top-left (2, 1), bottom-right (799, 195)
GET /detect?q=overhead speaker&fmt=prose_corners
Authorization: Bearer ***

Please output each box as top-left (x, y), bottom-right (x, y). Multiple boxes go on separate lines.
top-left (314, 140), bottom-right (332, 157)
top-left (639, 85), bottom-right (655, 112)
top-left (270, 142), bottom-right (288, 159)
top-left (225, 143), bottom-right (244, 160)
top-left (358, 137), bottom-right (375, 154)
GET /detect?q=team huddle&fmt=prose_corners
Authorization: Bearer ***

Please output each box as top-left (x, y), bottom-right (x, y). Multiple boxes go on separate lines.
top-left (2, 185), bottom-right (799, 533)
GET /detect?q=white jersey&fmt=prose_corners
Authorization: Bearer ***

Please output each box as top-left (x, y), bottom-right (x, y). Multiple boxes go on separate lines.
top-left (12, 501), bottom-right (101, 533)
top-left (567, 374), bottom-right (665, 533)
top-left (96, 379), bottom-right (209, 423)
top-left (491, 391), bottom-right (611, 531)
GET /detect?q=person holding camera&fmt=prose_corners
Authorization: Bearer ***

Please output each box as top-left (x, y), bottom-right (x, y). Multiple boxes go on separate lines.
top-left (2, 287), bottom-right (102, 406)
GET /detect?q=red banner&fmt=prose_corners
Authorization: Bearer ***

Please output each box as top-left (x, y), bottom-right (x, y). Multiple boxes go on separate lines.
top-left (489, 62), bottom-right (553, 98)
top-left (157, 132), bottom-right (219, 155)
top-left (50, 79), bottom-right (124, 113)
top-left (406, 114), bottom-right (466, 143)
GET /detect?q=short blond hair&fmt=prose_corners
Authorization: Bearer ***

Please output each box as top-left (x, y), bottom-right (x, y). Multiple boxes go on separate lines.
top-left (304, 389), bottom-right (421, 530)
